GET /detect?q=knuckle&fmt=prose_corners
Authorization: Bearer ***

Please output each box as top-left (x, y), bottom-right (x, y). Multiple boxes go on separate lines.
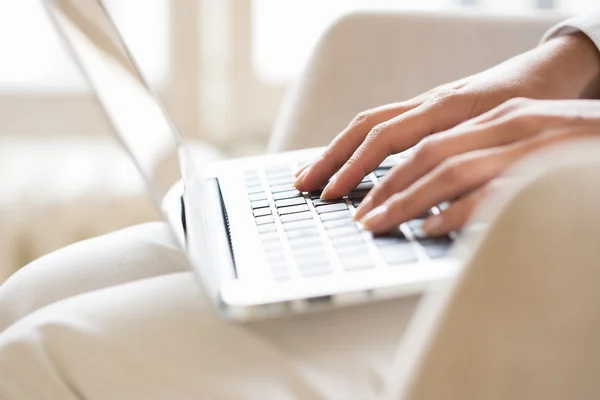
top-left (506, 111), bottom-right (539, 129)
top-left (373, 169), bottom-right (398, 199)
top-left (367, 122), bottom-right (389, 139)
top-left (429, 88), bottom-right (467, 107)
top-left (440, 158), bottom-right (468, 185)
top-left (351, 110), bottom-right (373, 127)
top-left (502, 96), bottom-right (530, 110)
top-left (414, 138), bottom-right (443, 166)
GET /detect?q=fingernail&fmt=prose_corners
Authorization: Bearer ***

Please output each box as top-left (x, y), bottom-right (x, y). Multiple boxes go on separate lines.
top-left (320, 176), bottom-right (337, 199)
top-left (360, 205), bottom-right (388, 230)
top-left (353, 196), bottom-right (373, 221)
top-left (422, 214), bottom-right (444, 236)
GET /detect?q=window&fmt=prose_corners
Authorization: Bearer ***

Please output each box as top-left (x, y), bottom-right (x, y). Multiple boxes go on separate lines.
top-left (0, 0), bottom-right (170, 92)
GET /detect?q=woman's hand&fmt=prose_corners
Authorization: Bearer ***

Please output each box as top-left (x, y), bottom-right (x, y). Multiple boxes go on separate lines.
top-left (355, 98), bottom-right (600, 234)
top-left (293, 33), bottom-right (600, 200)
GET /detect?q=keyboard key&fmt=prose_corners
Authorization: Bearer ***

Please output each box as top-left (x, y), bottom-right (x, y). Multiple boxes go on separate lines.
top-left (244, 176), bottom-right (260, 185)
top-left (288, 236), bottom-right (322, 249)
top-left (330, 235), bottom-right (365, 248)
top-left (348, 190), bottom-right (370, 200)
top-left (319, 210), bottom-right (352, 221)
top-left (326, 225), bottom-right (360, 237)
top-left (379, 157), bottom-right (396, 168)
top-left (311, 198), bottom-right (344, 207)
top-left (257, 223), bottom-right (277, 233)
top-left (246, 185), bottom-right (264, 195)
top-left (293, 246), bottom-right (327, 260)
top-left (354, 182), bottom-right (374, 191)
top-left (316, 203), bottom-right (349, 214)
top-left (296, 256), bottom-right (330, 267)
top-left (374, 168), bottom-right (391, 178)
top-left (336, 243), bottom-right (370, 256)
top-left (373, 227), bottom-right (405, 242)
top-left (250, 200), bottom-right (270, 210)
top-left (255, 215), bottom-right (275, 225)
top-left (360, 176), bottom-right (372, 184)
top-left (267, 252), bottom-right (287, 265)
top-left (259, 231), bottom-right (280, 243)
top-left (271, 267), bottom-right (291, 281)
top-left (280, 211), bottom-right (313, 223)
top-left (317, 203), bottom-right (348, 214)
top-left (323, 219), bottom-right (356, 230)
top-left (272, 190), bottom-right (302, 201)
top-left (249, 192), bottom-right (267, 202)
top-left (270, 184), bottom-right (296, 193)
top-left (373, 237), bottom-right (407, 247)
top-left (407, 218), bottom-right (427, 240)
top-left (379, 243), bottom-right (418, 265)
top-left (253, 208), bottom-right (272, 217)
top-left (245, 180), bottom-right (262, 189)
top-left (351, 200), bottom-right (363, 208)
top-left (285, 227), bottom-right (319, 239)
top-left (278, 204), bottom-right (310, 215)
top-left (264, 241), bottom-right (284, 253)
top-left (282, 219), bottom-right (317, 231)
top-left (339, 254), bottom-right (375, 271)
top-left (268, 176), bottom-right (295, 185)
top-left (420, 236), bottom-right (452, 259)
top-left (309, 190), bottom-right (323, 199)
top-left (275, 197), bottom-right (306, 208)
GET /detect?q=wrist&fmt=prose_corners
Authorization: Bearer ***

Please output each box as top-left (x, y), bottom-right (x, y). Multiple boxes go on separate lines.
top-left (543, 33), bottom-right (600, 99)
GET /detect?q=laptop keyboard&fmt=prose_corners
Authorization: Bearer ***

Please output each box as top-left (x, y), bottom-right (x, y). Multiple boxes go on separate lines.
top-left (243, 159), bottom-right (453, 281)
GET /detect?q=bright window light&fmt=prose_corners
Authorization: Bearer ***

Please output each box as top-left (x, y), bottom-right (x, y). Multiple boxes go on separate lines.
top-left (252, 0), bottom-right (455, 84)
top-left (0, 0), bottom-right (169, 92)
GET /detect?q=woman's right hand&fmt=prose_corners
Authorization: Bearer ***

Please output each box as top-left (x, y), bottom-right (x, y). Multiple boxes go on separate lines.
top-left (293, 33), bottom-right (600, 200)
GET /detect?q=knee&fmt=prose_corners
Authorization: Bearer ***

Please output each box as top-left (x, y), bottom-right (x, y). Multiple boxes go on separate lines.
top-left (0, 313), bottom-right (84, 399)
top-left (0, 222), bottom-right (189, 333)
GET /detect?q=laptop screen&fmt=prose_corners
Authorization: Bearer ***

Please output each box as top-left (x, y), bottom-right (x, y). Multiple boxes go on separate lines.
top-left (44, 0), bottom-right (183, 203)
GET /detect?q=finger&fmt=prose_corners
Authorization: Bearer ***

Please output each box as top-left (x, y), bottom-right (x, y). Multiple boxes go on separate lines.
top-left (360, 123), bottom-right (600, 233)
top-left (320, 92), bottom-right (478, 199)
top-left (359, 146), bottom-right (526, 233)
top-left (294, 161), bottom-right (312, 177)
top-left (421, 184), bottom-right (490, 236)
top-left (354, 111), bottom-right (536, 219)
top-left (293, 100), bottom-right (424, 192)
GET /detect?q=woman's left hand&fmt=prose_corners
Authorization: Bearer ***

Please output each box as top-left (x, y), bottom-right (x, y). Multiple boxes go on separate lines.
top-left (356, 98), bottom-right (600, 235)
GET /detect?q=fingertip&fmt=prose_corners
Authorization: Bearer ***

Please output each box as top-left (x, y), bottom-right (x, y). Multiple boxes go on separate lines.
top-left (293, 168), bottom-right (310, 190)
top-left (359, 205), bottom-right (388, 232)
top-left (353, 196), bottom-right (373, 221)
top-left (422, 214), bottom-right (445, 237)
top-left (319, 178), bottom-right (337, 200)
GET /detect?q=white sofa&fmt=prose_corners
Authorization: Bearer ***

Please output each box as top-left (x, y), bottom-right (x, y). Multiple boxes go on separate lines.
top-left (0, 10), bottom-right (563, 282)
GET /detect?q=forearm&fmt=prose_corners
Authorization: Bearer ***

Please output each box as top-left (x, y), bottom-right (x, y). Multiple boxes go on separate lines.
top-left (528, 33), bottom-right (600, 100)
top-left (563, 33), bottom-right (600, 99)
top-left (541, 13), bottom-right (600, 99)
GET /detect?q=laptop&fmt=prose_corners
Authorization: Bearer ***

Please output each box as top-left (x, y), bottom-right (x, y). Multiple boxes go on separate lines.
top-left (43, 0), bottom-right (460, 320)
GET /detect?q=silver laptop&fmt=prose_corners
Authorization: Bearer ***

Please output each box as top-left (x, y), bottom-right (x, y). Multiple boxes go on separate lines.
top-left (43, 0), bottom-right (460, 320)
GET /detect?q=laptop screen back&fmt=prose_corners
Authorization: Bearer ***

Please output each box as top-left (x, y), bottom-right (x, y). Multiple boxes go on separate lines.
top-left (44, 0), bottom-right (183, 203)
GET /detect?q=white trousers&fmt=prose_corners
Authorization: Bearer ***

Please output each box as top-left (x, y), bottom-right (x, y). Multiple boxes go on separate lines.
top-left (2, 141), bottom-right (600, 400)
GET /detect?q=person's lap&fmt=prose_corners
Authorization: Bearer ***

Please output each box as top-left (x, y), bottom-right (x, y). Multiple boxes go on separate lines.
top-left (4, 140), bottom-right (600, 399)
top-left (0, 221), bottom-right (418, 400)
